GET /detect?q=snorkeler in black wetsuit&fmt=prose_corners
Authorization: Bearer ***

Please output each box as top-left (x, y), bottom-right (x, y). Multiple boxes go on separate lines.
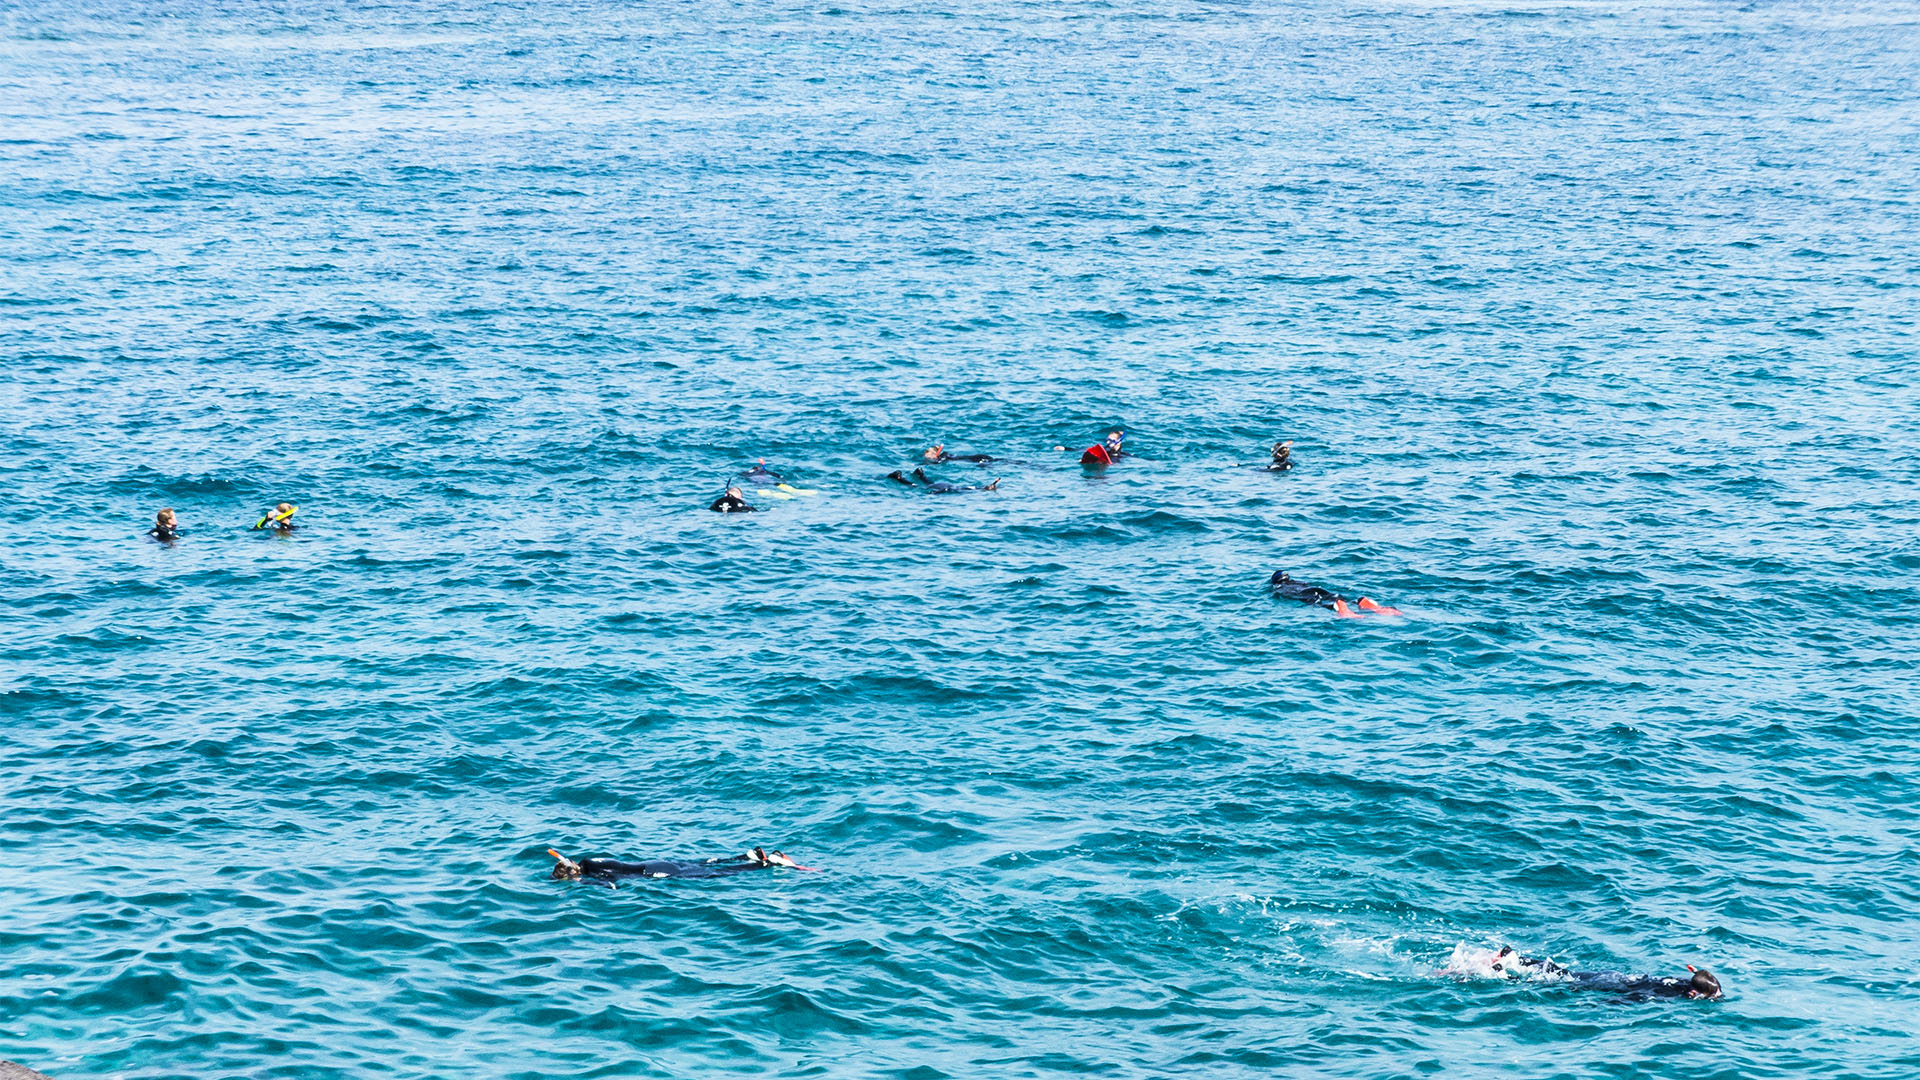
top-left (710, 486), bottom-right (755, 513)
top-left (549, 847), bottom-right (808, 887)
top-left (922, 444), bottom-right (995, 464)
top-left (1491, 948), bottom-right (1723, 1000)
top-left (744, 459), bottom-right (782, 484)
top-left (1269, 571), bottom-right (1402, 618)
top-left (887, 467), bottom-right (1002, 493)
top-left (1268, 440), bottom-right (1293, 471)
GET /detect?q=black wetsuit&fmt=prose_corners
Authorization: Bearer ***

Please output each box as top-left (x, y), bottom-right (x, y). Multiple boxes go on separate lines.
top-left (147, 526), bottom-right (180, 542)
top-left (710, 492), bottom-right (755, 513)
top-left (1494, 953), bottom-right (1720, 1000)
top-left (1269, 572), bottom-right (1343, 610)
top-left (891, 467), bottom-right (997, 494)
top-left (574, 855), bottom-right (773, 882)
top-left (1568, 972), bottom-right (1711, 1000)
top-left (744, 466), bottom-right (782, 485)
top-left (927, 450), bottom-right (994, 464)
top-left (1268, 448), bottom-right (1293, 471)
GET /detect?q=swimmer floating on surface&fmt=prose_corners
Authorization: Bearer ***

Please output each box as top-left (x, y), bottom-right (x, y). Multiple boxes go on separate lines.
top-left (741, 459), bottom-right (817, 499)
top-left (922, 443), bottom-right (995, 464)
top-left (887, 467), bottom-right (1001, 494)
top-left (1269, 571), bottom-right (1403, 618)
top-left (252, 503), bottom-right (297, 532)
top-left (549, 846), bottom-right (816, 888)
top-left (148, 508), bottom-right (181, 542)
top-left (1488, 947), bottom-right (1724, 1000)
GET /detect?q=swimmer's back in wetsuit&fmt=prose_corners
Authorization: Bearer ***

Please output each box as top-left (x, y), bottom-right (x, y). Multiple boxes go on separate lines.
top-left (710, 489), bottom-right (755, 513)
top-left (891, 467), bottom-right (999, 493)
top-left (1269, 571), bottom-right (1341, 610)
top-left (1568, 971), bottom-right (1715, 1000)
top-left (1492, 949), bottom-right (1722, 1000)
top-left (551, 846), bottom-right (801, 886)
top-left (576, 855), bottom-right (770, 881)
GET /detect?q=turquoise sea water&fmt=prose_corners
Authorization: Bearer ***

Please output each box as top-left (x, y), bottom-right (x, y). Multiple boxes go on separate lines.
top-left (4, 1), bottom-right (1919, 1076)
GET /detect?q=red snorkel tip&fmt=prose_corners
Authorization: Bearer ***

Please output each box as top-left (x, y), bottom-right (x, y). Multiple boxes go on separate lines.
top-left (1686, 964), bottom-right (1698, 973)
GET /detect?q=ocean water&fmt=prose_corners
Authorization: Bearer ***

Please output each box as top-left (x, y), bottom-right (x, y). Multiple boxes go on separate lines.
top-left (3, 0), bottom-right (1918, 1076)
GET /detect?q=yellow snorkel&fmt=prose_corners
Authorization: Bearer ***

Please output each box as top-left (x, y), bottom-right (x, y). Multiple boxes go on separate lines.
top-left (253, 504), bottom-right (298, 530)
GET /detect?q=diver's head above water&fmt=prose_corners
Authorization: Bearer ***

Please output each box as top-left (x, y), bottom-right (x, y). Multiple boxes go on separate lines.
top-left (548, 849), bottom-right (584, 880)
top-left (923, 444), bottom-right (944, 461)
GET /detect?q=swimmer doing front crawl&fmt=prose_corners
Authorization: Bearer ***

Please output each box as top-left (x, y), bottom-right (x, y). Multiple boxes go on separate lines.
top-left (1489, 947), bottom-right (1724, 1000)
top-left (549, 846), bottom-right (816, 888)
top-left (1269, 571), bottom-right (1403, 618)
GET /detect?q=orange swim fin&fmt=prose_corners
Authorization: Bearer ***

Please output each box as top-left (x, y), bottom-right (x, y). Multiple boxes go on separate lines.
top-left (1356, 597), bottom-right (1403, 616)
top-left (1333, 598), bottom-right (1362, 618)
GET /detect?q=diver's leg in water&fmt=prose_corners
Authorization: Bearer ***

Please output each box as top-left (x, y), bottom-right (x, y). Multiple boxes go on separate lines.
top-left (887, 470), bottom-right (914, 486)
top-left (912, 467), bottom-right (931, 485)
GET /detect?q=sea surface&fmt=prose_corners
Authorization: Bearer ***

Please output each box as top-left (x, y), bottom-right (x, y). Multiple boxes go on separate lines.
top-left (3, 1), bottom-right (1918, 1077)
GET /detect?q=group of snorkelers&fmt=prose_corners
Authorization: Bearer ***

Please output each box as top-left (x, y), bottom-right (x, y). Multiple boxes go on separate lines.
top-left (149, 439), bottom-right (1392, 619)
top-left (705, 432), bottom-right (1399, 619)
top-left (709, 430), bottom-right (1298, 511)
top-left (543, 844), bottom-right (1722, 1001)
top-left (145, 502), bottom-right (299, 542)
top-left (128, 448), bottom-right (1712, 1002)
